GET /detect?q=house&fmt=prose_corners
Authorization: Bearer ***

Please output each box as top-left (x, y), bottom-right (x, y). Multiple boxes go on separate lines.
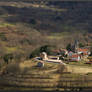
top-left (40, 52), bottom-right (48, 60)
top-left (68, 51), bottom-right (74, 56)
top-left (35, 52), bottom-right (66, 65)
top-left (67, 48), bottom-right (90, 62)
top-left (77, 48), bottom-right (90, 57)
top-left (69, 54), bottom-right (81, 62)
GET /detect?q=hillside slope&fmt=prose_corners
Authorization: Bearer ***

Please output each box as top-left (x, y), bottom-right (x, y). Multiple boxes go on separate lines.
top-left (0, 60), bottom-right (92, 91)
top-left (0, 1), bottom-right (92, 66)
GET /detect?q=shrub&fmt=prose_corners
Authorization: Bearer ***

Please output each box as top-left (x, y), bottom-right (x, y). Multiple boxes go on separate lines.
top-left (3, 53), bottom-right (13, 64)
top-left (29, 18), bottom-right (36, 25)
top-left (0, 33), bottom-right (7, 41)
top-left (40, 45), bottom-right (53, 55)
top-left (66, 43), bottom-right (72, 51)
top-left (79, 43), bottom-right (84, 48)
top-left (29, 48), bottom-right (40, 58)
top-left (29, 45), bottom-right (55, 58)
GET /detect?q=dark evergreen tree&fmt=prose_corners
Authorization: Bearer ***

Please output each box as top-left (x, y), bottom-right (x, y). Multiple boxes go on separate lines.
top-left (66, 43), bottom-right (72, 51)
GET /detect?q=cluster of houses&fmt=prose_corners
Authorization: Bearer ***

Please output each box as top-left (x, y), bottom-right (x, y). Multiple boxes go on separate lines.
top-left (68, 48), bottom-right (90, 61)
top-left (52, 40), bottom-right (91, 62)
top-left (35, 40), bottom-right (91, 67)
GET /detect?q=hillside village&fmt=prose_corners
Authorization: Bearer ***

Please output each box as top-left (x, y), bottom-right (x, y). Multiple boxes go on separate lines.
top-left (0, 0), bottom-right (92, 70)
top-left (0, 0), bottom-right (92, 91)
top-left (0, 40), bottom-right (92, 91)
top-left (59, 40), bottom-right (91, 62)
top-left (35, 40), bottom-right (92, 66)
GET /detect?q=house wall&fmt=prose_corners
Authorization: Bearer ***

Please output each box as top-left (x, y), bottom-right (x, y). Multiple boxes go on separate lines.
top-left (70, 57), bottom-right (80, 61)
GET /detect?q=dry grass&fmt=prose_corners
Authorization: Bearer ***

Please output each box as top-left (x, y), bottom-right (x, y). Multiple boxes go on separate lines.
top-left (1, 59), bottom-right (92, 91)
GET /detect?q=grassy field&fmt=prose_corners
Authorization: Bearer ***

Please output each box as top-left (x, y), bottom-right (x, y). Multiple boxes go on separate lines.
top-left (0, 59), bottom-right (92, 91)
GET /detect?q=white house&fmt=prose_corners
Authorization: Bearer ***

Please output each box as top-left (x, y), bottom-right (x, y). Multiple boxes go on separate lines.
top-left (35, 52), bottom-right (66, 65)
top-left (69, 54), bottom-right (81, 62)
top-left (68, 51), bottom-right (74, 57)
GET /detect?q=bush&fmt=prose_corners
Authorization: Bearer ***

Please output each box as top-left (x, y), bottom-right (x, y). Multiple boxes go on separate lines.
top-left (29, 45), bottom-right (55, 58)
top-left (66, 43), bottom-right (72, 51)
top-left (3, 53), bottom-right (13, 64)
top-left (0, 33), bottom-right (7, 41)
top-left (40, 45), bottom-right (53, 55)
top-left (79, 43), bottom-right (84, 48)
top-left (29, 18), bottom-right (36, 25)
top-left (29, 48), bottom-right (40, 58)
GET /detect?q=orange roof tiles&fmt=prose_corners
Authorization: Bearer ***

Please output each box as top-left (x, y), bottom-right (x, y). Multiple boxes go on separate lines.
top-left (71, 54), bottom-right (80, 58)
top-left (78, 48), bottom-right (88, 52)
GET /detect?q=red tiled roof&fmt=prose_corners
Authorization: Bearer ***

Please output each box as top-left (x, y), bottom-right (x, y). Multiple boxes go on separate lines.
top-left (78, 48), bottom-right (88, 52)
top-left (71, 54), bottom-right (80, 58)
top-left (69, 51), bottom-right (73, 53)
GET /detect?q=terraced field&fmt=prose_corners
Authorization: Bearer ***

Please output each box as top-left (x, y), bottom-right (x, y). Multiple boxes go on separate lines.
top-left (0, 60), bottom-right (62, 90)
top-left (0, 60), bottom-right (92, 91)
